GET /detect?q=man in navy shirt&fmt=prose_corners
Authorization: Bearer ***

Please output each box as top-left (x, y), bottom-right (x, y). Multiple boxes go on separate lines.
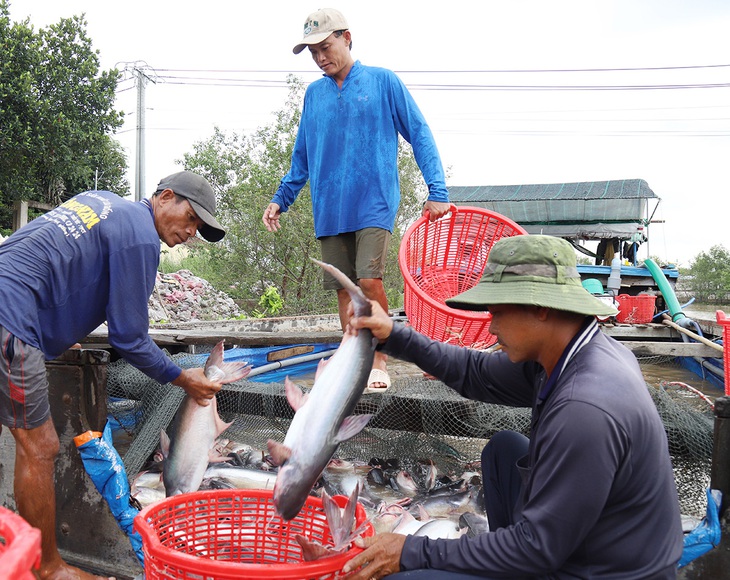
top-left (0, 171), bottom-right (227, 580)
top-left (346, 235), bottom-right (683, 579)
top-left (263, 8), bottom-right (450, 392)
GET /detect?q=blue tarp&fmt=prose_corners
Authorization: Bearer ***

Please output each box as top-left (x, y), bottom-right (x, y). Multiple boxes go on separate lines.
top-left (76, 422), bottom-right (144, 566)
top-left (186, 343), bottom-right (340, 383)
top-left (679, 488), bottom-right (722, 568)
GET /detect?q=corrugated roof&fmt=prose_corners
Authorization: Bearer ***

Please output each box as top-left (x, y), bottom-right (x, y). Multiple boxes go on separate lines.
top-left (447, 179), bottom-right (659, 239)
top-left (449, 179), bottom-right (657, 203)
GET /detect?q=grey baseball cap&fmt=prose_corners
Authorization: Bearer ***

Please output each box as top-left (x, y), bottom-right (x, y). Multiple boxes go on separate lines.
top-left (155, 171), bottom-right (225, 242)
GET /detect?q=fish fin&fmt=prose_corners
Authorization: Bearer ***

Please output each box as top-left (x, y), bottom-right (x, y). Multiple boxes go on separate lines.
top-left (205, 340), bottom-right (225, 374)
top-left (295, 534), bottom-right (337, 561)
top-left (266, 439), bottom-right (292, 467)
top-left (216, 361), bottom-right (252, 383)
top-left (211, 397), bottom-right (234, 436)
top-left (284, 376), bottom-right (308, 411)
top-left (207, 452), bottom-right (229, 464)
top-left (314, 357), bottom-right (329, 381)
top-left (322, 489), bottom-right (344, 545)
top-left (343, 481), bottom-right (360, 528)
top-left (418, 504), bottom-right (431, 522)
top-left (334, 414), bottom-right (372, 444)
top-left (311, 259), bottom-right (371, 317)
top-left (205, 340), bottom-right (251, 383)
top-left (211, 397), bottom-right (232, 434)
top-left (324, 484), bottom-right (364, 552)
top-left (160, 429), bottom-right (170, 459)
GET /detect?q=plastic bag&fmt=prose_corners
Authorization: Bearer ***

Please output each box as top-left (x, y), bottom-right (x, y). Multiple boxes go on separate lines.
top-left (678, 488), bottom-right (722, 568)
top-left (75, 421), bottom-right (144, 566)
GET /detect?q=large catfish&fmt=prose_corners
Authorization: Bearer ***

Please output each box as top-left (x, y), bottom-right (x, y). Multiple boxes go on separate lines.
top-left (161, 340), bottom-right (251, 496)
top-left (267, 259), bottom-right (378, 520)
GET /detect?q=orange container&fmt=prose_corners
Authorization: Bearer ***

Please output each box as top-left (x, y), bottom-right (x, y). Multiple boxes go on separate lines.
top-left (399, 205), bottom-right (527, 349)
top-left (0, 506), bottom-right (42, 580)
top-left (716, 310), bottom-right (730, 396)
top-left (134, 489), bottom-right (373, 580)
top-left (615, 294), bottom-right (657, 324)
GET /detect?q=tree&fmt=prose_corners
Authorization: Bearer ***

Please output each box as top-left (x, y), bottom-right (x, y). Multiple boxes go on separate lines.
top-left (180, 76), bottom-right (430, 316)
top-left (686, 245), bottom-right (730, 303)
top-left (0, 2), bottom-right (126, 231)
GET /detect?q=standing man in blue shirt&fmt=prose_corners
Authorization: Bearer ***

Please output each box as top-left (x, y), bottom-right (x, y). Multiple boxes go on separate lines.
top-left (262, 7), bottom-right (450, 391)
top-left (0, 171), bottom-right (230, 580)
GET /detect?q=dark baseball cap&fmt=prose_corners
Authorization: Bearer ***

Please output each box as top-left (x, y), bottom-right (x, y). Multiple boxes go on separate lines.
top-left (155, 171), bottom-right (225, 242)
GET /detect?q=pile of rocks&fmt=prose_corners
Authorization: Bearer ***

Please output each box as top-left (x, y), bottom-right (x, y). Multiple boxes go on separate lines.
top-left (148, 269), bottom-right (242, 323)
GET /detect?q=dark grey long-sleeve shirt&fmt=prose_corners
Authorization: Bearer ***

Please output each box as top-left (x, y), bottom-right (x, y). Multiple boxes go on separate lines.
top-left (383, 320), bottom-right (682, 579)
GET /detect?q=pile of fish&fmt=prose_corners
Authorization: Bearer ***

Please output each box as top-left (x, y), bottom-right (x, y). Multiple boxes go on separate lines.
top-left (132, 448), bottom-right (489, 543)
top-left (132, 262), bottom-right (489, 550)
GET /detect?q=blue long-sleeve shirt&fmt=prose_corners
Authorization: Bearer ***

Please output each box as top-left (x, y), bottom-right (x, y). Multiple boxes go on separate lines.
top-left (383, 321), bottom-right (683, 579)
top-left (272, 61), bottom-right (449, 238)
top-left (0, 191), bottom-right (181, 384)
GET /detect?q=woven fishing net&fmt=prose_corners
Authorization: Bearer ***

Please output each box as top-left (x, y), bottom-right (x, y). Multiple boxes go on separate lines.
top-left (107, 353), bottom-right (715, 518)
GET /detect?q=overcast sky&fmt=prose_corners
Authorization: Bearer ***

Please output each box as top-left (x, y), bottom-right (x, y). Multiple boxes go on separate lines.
top-left (10, 0), bottom-right (730, 266)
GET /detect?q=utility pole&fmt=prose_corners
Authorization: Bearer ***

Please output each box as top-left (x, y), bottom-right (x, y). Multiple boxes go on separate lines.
top-left (135, 68), bottom-right (146, 201)
top-left (124, 63), bottom-right (157, 201)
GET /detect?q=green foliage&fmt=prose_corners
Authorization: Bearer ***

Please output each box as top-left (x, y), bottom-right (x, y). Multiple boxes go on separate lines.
top-left (686, 245), bottom-right (730, 303)
top-left (0, 2), bottom-right (127, 229)
top-left (178, 76), bottom-right (428, 316)
top-left (252, 286), bottom-right (284, 318)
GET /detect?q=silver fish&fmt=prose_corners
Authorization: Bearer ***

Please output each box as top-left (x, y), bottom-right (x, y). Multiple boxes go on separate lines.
top-left (413, 517), bottom-right (467, 540)
top-left (267, 259), bottom-right (377, 520)
top-left (202, 464), bottom-right (277, 491)
top-left (160, 340), bottom-right (251, 496)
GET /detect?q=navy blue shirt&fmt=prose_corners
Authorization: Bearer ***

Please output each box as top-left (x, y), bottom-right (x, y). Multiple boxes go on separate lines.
top-left (383, 320), bottom-right (683, 579)
top-left (0, 191), bottom-right (181, 384)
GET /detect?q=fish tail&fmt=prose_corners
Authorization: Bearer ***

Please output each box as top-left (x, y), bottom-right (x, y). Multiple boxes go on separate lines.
top-left (311, 258), bottom-right (371, 316)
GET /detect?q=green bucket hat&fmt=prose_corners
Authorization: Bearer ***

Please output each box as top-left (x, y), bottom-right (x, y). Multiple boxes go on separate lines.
top-left (445, 235), bottom-right (619, 317)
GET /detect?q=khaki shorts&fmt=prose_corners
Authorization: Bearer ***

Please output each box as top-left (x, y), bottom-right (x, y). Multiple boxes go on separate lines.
top-left (0, 326), bottom-right (50, 429)
top-left (319, 228), bottom-right (391, 290)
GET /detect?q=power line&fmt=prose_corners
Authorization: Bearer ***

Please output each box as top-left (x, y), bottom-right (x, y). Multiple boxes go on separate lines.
top-left (152, 63), bottom-right (730, 74)
top-left (118, 62), bottom-right (730, 93)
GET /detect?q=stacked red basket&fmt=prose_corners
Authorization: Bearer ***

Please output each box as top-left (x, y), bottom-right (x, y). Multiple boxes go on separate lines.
top-left (0, 506), bottom-right (41, 580)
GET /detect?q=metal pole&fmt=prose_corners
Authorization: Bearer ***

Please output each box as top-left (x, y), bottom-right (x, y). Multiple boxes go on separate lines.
top-left (134, 68), bottom-right (147, 202)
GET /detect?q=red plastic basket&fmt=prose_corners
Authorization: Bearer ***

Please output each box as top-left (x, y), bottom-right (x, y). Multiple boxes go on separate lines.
top-left (399, 205), bottom-right (527, 348)
top-left (716, 310), bottom-right (729, 396)
top-left (0, 506), bottom-right (42, 580)
top-left (615, 294), bottom-right (657, 324)
top-left (134, 489), bottom-right (373, 580)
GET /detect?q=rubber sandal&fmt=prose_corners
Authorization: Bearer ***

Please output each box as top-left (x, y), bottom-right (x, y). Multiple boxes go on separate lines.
top-left (365, 368), bottom-right (391, 393)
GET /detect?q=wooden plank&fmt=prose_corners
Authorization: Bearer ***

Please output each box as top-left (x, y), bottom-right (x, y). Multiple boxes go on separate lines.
top-left (83, 328), bottom-right (344, 347)
top-left (83, 317), bottom-right (722, 358)
top-left (620, 341), bottom-right (720, 358)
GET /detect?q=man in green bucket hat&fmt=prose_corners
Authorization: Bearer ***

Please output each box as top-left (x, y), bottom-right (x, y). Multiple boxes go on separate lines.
top-left (346, 235), bottom-right (682, 579)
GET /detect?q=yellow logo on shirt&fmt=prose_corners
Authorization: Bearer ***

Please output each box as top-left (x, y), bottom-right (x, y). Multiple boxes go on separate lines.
top-left (61, 199), bottom-right (100, 230)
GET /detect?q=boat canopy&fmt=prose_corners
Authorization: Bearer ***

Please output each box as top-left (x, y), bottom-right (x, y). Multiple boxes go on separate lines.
top-left (449, 179), bottom-right (659, 240)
